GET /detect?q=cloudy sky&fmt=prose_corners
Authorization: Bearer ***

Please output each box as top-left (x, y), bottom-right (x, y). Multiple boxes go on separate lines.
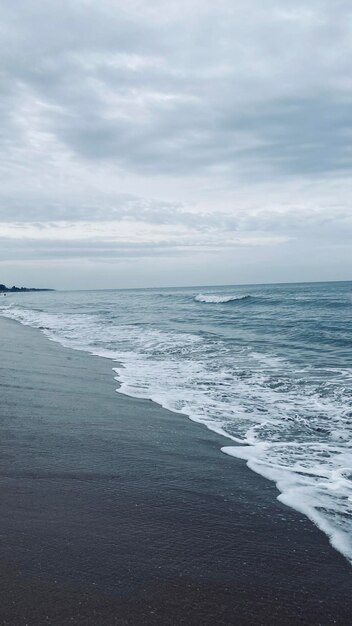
top-left (0, 0), bottom-right (351, 289)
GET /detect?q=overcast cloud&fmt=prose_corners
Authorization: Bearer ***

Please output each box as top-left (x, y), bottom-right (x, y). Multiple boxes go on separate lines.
top-left (0, 0), bottom-right (351, 288)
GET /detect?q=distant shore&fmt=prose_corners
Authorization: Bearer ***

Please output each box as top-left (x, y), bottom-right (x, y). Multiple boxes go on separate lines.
top-left (0, 316), bottom-right (351, 625)
top-left (0, 283), bottom-right (54, 293)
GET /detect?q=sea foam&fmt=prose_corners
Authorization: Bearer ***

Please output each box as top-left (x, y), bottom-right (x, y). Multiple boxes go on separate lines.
top-left (1, 284), bottom-right (351, 565)
top-left (195, 293), bottom-right (251, 303)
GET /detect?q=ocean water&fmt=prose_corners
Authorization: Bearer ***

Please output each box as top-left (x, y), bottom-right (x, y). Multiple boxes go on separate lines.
top-left (1, 281), bottom-right (352, 563)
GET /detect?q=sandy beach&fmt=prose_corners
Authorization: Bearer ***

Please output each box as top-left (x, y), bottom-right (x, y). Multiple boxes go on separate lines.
top-left (0, 316), bottom-right (351, 625)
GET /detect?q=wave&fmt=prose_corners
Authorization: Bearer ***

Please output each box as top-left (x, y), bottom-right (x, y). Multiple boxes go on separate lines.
top-left (195, 293), bottom-right (251, 304)
top-left (1, 296), bottom-right (351, 565)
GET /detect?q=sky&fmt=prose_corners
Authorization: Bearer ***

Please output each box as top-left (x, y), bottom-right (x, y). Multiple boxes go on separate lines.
top-left (0, 0), bottom-right (351, 289)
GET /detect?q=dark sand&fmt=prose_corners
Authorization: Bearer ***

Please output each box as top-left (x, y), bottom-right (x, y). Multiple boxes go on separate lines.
top-left (0, 316), bottom-right (351, 625)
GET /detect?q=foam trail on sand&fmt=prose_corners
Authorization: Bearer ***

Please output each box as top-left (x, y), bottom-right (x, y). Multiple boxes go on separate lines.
top-left (222, 443), bottom-right (352, 562)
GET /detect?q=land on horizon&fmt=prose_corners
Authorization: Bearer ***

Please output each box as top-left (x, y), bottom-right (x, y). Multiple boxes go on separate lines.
top-left (0, 283), bottom-right (54, 293)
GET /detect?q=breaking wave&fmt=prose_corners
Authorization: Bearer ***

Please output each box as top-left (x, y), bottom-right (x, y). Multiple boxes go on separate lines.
top-left (195, 293), bottom-right (251, 304)
top-left (1, 281), bottom-right (352, 565)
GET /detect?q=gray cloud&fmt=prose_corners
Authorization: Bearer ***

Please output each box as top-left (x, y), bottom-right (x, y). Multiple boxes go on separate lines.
top-left (0, 193), bottom-right (184, 224)
top-left (0, 237), bottom-right (196, 261)
top-left (1, 0), bottom-right (352, 177)
top-left (0, 0), bottom-right (351, 285)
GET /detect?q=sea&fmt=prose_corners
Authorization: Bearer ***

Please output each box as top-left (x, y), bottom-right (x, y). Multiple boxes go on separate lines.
top-left (1, 281), bottom-right (351, 564)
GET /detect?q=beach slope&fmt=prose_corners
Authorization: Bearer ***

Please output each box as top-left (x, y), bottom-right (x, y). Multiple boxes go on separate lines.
top-left (0, 317), bottom-right (351, 624)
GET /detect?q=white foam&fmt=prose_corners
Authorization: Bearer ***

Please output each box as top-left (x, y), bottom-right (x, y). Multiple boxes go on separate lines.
top-left (194, 293), bottom-right (251, 303)
top-left (1, 298), bottom-right (351, 565)
top-left (222, 443), bottom-right (352, 562)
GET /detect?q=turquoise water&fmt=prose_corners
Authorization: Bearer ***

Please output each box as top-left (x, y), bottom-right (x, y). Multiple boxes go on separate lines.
top-left (1, 281), bottom-right (351, 562)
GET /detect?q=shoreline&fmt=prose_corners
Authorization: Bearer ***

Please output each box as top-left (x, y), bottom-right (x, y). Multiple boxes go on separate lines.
top-left (0, 316), bottom-right (351, 624)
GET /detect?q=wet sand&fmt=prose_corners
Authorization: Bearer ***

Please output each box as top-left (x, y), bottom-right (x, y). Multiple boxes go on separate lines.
top-left (0, 316), bottom-right (351, 624)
